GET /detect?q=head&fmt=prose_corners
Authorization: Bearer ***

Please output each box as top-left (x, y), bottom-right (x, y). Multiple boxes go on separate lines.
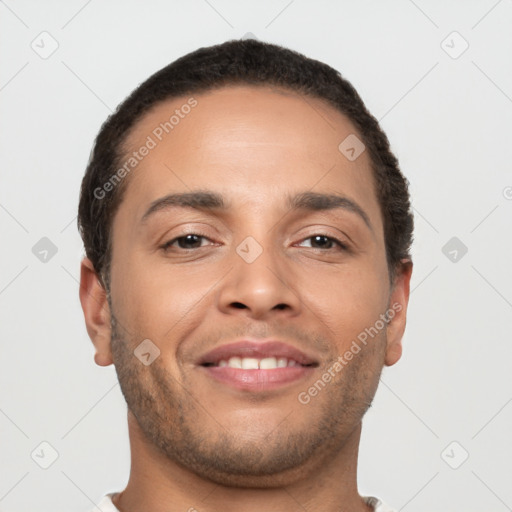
top-left (78, 39), bottom-right (413, 486)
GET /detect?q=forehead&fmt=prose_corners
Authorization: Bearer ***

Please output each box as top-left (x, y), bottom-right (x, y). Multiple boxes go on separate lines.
top-left (117, 84), bottom-right (381, 230)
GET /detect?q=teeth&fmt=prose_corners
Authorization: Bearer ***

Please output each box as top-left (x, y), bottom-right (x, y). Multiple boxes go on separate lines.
top-left (259, 357), bottom-right (277, 369)
top-left (227, 356), bottom-right (242, 368)
top-left (217, 356), bottom-right (300, 369)
top-left (241, 357), bottom-right (259, 370)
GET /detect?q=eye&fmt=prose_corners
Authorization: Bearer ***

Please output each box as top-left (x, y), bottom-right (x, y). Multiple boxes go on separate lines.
top-left (162, 233), bottom-right (214, 251)
top-left (161, 233), bottom-right (348, 252)
top-left (296, 234), bottom-right (348, 251)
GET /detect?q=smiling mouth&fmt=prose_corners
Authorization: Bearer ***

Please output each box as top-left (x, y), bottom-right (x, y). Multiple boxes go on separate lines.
top-left (202, 356), bottom-right (317, 370)
top-left (197, 340), bottom-right (320, 391)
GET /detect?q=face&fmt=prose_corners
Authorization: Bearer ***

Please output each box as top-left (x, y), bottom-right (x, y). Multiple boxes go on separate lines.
top-left (82, 85), bottom-right (411, 486)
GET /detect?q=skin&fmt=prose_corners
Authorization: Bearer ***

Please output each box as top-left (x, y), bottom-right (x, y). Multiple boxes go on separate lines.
top-left (80, 85), bottom-right (412, 512)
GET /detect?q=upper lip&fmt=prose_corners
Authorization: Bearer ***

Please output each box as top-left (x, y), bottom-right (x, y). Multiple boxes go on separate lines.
top-left (197, 340), bottom-right (319, 366)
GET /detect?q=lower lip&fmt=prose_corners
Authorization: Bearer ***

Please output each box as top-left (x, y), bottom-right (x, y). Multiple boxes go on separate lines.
top-left (200, 366), bottom-right (315, 391)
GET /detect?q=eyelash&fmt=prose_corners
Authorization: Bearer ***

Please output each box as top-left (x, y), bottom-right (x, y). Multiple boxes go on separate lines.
top-left (161, 232), bottom-right (349, 252)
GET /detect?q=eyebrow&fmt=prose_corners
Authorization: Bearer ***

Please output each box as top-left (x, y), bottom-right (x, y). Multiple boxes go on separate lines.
top-left (287, 191), bottom-right (372, 231)
top-left (141, 190), bottom-right (228, 223)
top-left (140, 190), bottom-right (372, 231)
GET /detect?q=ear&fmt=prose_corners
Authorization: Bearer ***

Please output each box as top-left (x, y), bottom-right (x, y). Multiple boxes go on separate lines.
top-left (384, 259), bottom-right (413, 367)
top-left (79, 257), bottom-right (113, 366)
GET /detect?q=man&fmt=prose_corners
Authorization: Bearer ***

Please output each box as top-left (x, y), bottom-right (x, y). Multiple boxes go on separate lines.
top-left (78, 39), bottom-right (413, 512)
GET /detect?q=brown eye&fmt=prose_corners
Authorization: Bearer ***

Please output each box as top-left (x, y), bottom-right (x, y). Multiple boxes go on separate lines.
top-left (297, 234), bottom-right (348, 251)
top-left (310, 235), bottom-right (335, 249)
top-left (162, 234), bottom-right (210, 250)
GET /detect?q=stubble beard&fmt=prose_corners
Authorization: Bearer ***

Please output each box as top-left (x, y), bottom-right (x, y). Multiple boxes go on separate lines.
top-left (109, 308), bottom-right (385, 487)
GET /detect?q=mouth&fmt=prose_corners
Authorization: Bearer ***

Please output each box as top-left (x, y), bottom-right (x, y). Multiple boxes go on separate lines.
top-left (202, 356), bottom-right (314, 369)
top-left (197, 340), bottom-right (319, 391)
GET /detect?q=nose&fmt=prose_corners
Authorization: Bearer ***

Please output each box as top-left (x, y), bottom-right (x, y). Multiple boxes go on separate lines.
top-left (216, 238), bottom-right (302, 320)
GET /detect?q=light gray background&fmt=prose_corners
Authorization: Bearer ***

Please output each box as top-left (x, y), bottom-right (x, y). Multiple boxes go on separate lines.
top-left (1, 1), bottom-right (511, 511)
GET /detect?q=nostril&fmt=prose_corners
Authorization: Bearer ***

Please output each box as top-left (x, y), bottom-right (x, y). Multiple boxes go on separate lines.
top-left (229, 302), bottom-right (289, 311)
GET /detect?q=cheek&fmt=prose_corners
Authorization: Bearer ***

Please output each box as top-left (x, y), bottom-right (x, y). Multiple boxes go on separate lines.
top-left (304, 265), bottom-right (388, 346)
top-left (110, 250), bottom-right (220, 339)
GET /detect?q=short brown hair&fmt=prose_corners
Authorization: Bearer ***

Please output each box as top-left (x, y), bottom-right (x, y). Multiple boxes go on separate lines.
top-left (78, 39), bottom-right (413, 288)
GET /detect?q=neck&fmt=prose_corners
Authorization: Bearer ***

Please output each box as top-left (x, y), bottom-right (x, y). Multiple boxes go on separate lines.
top-left (112, 411), bottom-right (372, 512)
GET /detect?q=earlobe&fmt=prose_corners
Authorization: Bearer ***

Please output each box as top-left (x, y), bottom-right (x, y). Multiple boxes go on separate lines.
top-left (79, 257), bottom-right (113, 366)
top-left (385, 259), bottom-right (413, 367)
top-left (384, 339), bottom-right (403, 366)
